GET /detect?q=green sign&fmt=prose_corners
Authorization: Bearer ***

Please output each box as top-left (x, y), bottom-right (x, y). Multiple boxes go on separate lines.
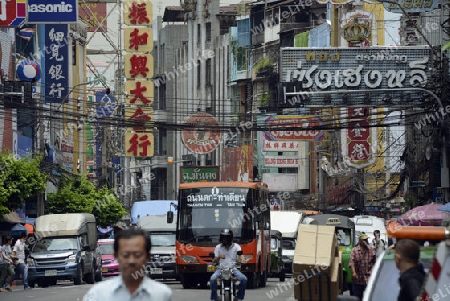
top-left (180, 166), bottom-right (219, 183)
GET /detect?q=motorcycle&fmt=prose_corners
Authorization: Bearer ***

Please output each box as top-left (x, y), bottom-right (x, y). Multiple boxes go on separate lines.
top-left (209, 251), bottom-right (243, 301)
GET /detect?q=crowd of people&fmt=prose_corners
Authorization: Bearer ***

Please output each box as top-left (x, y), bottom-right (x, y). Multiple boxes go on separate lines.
top-left (0, 232), bottom-right (33, 292)
top-left (349, 230), bottom-right (424, 301)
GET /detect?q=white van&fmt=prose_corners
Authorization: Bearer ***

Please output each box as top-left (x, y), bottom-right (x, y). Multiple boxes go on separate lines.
top-left (351, 215), bottom-right (388, 246)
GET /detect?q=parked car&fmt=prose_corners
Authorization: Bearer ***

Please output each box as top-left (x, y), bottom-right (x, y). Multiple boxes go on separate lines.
top-left (98, 239), bottom-right (119, 276)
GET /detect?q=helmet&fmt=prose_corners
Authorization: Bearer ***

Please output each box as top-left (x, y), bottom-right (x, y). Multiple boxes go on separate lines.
top-left (220, 229), bottom-right (233, 246)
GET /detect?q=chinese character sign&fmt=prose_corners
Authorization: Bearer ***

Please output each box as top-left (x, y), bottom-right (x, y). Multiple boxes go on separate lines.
top-left (124, 54), bottom-right (153, 78)
top-left (341, 107), bottom-right (377, 168)
top-left (123, 0), bottom-right (152, 25)
top-left (44, 24), bottom-right (69, 103)
top-left (125, 132), bottom-right (154, 157)
top-left (124, 28), bottom-right (153, 52)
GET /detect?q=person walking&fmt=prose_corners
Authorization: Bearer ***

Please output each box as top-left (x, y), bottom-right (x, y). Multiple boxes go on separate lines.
top-left (395, 239), bottom-right (425, 301)
top-left (12, 232), bottom-right (32, 289)
top-left (349, 233), bottom-right (377, 300)
top-left (372, 230), bottom-right (387, 257)
top-left (83, 228), bottom-right (172, 301)
top-left (0, 237), bottom-right (15, 292)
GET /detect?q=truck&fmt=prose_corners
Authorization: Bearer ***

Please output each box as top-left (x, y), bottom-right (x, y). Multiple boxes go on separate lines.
top-left (137, 214), bottom-right (177, 280)
top-left (27, 213), bottom-right (100, 287)
top-left (351, 215), bottom-right (388, 245)
top-left (270, 210), bottom-right (304, 274)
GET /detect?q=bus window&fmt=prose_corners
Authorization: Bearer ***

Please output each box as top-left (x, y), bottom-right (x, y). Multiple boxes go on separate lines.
top-left (336, 229), bottom-right (352, 246)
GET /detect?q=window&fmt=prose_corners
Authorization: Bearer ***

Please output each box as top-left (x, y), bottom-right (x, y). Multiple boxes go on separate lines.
top-left (206, 22), bottom-right (211, 41)
top-left (206, 58), bottom-right (211, 86)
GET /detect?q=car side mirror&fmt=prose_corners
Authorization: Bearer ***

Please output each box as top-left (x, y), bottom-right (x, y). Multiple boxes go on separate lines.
top-left (237, 250), bottom-right (243, 256)
top-left (83, 245), bottom-right (91, 252)
top-left (167, 211), bottom-right (174, 223)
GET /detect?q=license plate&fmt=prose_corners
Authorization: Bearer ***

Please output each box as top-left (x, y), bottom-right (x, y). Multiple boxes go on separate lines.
top-left (45, 270), bottom-right (57, 276)
top-left (102, 268), bottom-right (108, 272)
top-left (207, 264), bottom-right (216, 272)
top-left (150, 268), bottom-right (163, 274)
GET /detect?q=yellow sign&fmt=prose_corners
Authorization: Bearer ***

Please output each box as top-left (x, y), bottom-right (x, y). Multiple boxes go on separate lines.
top-left (124, 54), bottom-right (154, 79)
top-left (124, 80), bottom-right (154, 105)
top-left (326, 218), bottom-right (341, 225)
top-left (124, 28), bottom-right (153, 53)
top-left (125, 132), bottom-right (154, 157)
top-left (123, 0), bottom-right (153, 25)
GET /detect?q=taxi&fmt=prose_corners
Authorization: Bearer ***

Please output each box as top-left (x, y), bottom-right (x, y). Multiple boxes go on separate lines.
top-left (98, 239), bottom-right (119, 276)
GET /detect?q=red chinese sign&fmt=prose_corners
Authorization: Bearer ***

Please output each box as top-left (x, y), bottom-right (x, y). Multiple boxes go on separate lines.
top-left (124, 28), bottom-right (153, 52)
top-left (125, 133), bottom-right (154, 157)
top-left (342, 107), bottom-right (376, 168)
top-left (124, 0), bottom-right (153, 25)
top-left (182, 113), bottom-right (221, 154)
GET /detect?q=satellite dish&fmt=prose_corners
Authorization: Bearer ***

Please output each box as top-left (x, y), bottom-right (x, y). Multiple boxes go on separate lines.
top-left (425, 145), bottom-right (432, 160)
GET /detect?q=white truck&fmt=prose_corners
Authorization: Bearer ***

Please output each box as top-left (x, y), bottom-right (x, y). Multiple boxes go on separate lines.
top-left (270, 211), bottom-right (304, 273)
top-left (27, 213), bottom-right (100, 287)
top-left (351, 215), bottom-right (388, 246)
top-left (137, 214), bottom-right (177, 280)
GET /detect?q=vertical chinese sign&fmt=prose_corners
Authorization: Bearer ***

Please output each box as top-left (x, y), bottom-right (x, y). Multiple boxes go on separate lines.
top-left (123, 0), bottom-right (154, 157)
top-left (44, 24), bottom-right (69, 103)
top-left (341, 108), bottom-right (377, 168)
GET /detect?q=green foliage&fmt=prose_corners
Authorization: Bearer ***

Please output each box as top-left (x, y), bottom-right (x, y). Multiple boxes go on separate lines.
top-left (443, 41), bottom-right (450, 52)
top-left (46, 175), bottom-right (126, 227)
top-left (253, 57), bottom-right (275, 73)
top-left (259, 93), bottom-right (271, 106)
top-left (0, 153), bottom-right (46, 216)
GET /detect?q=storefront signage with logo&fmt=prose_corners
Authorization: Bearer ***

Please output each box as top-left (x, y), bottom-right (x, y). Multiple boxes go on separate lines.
top-left (263, 115), bottom-right (324, 141)
top-left (182, 113), bottom-right (221, 154)
top-left (28, 0), bottom-right (79, 23)
top-left (180, 166), bottom-right (219, 183)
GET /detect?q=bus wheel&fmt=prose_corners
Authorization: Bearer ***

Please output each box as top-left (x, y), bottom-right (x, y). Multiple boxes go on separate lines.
top-left (182, 276), bottom-right (193, 289)
top-left (259, 269), bottom-right (267, 287)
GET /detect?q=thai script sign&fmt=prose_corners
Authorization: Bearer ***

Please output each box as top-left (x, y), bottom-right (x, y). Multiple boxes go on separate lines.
top-left (280, 47), bottom-right (432, 107)
top-left (182, 113), bottom-right (221, 154)
top-left (180, 166), bottom-right (219, 183)
top-left (263, 115), bottom-right (324, 141)
top-left (383, 0), bottom-right (439, 13)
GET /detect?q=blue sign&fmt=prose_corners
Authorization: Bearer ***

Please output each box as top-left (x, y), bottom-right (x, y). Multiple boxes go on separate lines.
top-left (27, 0), bottom-right (79, 23)
top-left (44, 24), bottom-right (69, 103)
top-left (96, 91), bottom-right (117, 118)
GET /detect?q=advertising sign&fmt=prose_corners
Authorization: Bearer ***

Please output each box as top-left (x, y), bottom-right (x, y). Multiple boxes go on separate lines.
top-left (79, 3), bottom-right (107, 32)
top-left (180, 166), bottom-right (219, 183)
top-left (96, 91), bottom-right (116, 118)
top-left (383, 0), bottom-right (439, 13)
top-left (263, 115), bottom-right (324, 141)
top-left (27, 0), bottom-right (78, 23)
top-left (0, 0), bottom-right (26, 27)
top-left (280, 47), bottom-right (432, 107)
top-left (264, 156), bottom-right (299, 167)
top-left (182, 113), bottom-right (221, 154)
top-left (44, 24), bottom-right (69, 103)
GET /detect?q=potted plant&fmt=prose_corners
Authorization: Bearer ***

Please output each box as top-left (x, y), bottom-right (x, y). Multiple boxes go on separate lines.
top-left (258, 93), bottom-right (271, 107)
top-left (253, 57), bottom-right (275, 77)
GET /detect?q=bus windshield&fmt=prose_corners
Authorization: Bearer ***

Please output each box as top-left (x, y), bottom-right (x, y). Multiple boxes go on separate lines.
top-left (177, 187), bottom-right (255, 244)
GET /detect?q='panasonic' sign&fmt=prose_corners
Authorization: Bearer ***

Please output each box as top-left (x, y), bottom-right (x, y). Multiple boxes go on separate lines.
top-left (27, 0), bottom-right (78, 23)
top-left (29, 2), bottom-right (73, 13)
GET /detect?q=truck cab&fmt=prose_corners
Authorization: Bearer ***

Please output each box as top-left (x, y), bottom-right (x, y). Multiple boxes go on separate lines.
top-left (138, 214), bottom-right (177, 280)
top-left (27, 213), bottom-right (99, 287)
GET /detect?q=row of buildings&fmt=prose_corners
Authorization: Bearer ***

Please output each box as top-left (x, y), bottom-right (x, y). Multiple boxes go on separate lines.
top-left (0, 0), bottom-right (448, 217)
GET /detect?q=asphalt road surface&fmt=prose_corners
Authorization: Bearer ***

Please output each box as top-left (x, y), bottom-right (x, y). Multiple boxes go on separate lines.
top-left (1, 277), bottom-right (298, 301)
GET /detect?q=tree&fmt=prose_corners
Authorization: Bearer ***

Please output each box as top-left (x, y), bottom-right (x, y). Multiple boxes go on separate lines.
top-left (46, 175), bottom-right (127, 227)
top-left (0, 153), bottom-right (47, 216)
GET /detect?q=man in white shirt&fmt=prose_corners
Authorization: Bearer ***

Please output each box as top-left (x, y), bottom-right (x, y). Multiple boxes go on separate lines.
top-left (83, 228), bottom-right (172, 301)
top-left (12, 233), bottom-right (31, 289)
top-left (210, 229), bottom-right (247, 301)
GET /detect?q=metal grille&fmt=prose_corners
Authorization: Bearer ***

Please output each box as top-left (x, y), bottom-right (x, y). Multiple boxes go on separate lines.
top-left (280, 47), bottom-right (434, 107)
top-left (35, 257), bottom-right (67, 266)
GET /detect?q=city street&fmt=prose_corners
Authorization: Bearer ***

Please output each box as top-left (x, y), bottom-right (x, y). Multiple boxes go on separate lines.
top-left (0, 277), bottom-right (295, 301)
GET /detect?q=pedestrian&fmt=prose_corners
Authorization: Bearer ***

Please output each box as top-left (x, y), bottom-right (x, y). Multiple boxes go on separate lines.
top-left (395, 239), bottom-right (425, 301)
top-left (349, 233), bottom-right (377, 300)
top-left (83, 228), bottom-right (172, 301)
top-left (11, 232), bottom-right (32, 289)
top-left (0, 237), bottom-right (15, 292)
top-left (372, 230), bottom-right (387, 257)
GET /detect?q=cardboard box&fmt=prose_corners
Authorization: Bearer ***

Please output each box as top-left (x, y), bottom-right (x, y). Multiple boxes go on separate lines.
top-left (293, 254), bottom-right (340, 301)
top-left (293, 224), bottom-right (338, 274)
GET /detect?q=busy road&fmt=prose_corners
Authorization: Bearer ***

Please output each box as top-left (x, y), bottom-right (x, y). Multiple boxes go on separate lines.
top-left (1, 277), bottom-right (297, 301)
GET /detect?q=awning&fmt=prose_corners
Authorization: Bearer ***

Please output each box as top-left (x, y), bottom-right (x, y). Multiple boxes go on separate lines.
top-left (2, 211), bottom-right (22, 223)
top-left (10, 223), bottom-right (28, 237)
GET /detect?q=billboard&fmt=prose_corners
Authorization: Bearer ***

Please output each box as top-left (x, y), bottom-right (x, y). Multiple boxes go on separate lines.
top-left (27, 0), bottom-right (79, 23)
top-left (280, 47), bottom-right (432, 107)
top-left (182, 113), bottom-right (221, 154)
top-left (79, 3), bottom-right (107, 32)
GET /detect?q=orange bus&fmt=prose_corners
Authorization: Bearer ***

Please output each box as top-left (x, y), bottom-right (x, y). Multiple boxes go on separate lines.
top-left (167, 181), bottom-right (271, 289)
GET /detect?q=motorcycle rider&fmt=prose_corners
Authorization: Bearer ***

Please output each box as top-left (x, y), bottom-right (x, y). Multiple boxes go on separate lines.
top-left (210, 229), bottom-right (247, 301)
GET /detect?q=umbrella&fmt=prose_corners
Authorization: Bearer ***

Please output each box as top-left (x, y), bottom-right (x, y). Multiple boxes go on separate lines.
top-left (438, 203), bottom-right (450, 213)
top-left (397, 203), bottom-right (449, 227)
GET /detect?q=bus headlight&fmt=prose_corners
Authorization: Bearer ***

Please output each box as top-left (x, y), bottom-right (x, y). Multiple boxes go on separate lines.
top-left (180, 255), bottom-right (199, 263)
top-left (242, 255), bottom-right (253, 262)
